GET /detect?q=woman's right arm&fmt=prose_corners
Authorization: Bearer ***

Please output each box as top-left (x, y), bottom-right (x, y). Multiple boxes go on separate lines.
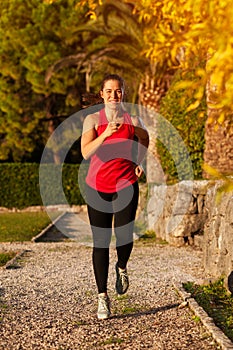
top-left (81, 114), bottom-right (118, 160)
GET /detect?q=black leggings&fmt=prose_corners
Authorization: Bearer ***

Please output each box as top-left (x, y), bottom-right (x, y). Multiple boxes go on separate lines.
top-left (86, 182), bottom-right (139, 294)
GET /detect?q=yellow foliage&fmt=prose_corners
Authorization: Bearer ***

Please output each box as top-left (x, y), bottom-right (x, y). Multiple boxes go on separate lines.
top-left (194, 86), bottom-right (205, 100)
top-left (174, 80), bottom-right (194, 90)
top-left (198, 111), bottom-right (205, 118)
top-left (203, 164), bottom-right (223, 179)
top-left (217, 112), bottom-right (225, 125)
top-left (131, 0), bottom-right (233, 119)
top-left (186, 100), bottom-right (200, 112)
top-left (43, 0), bottom-right (56, 3)
top-left (79, 0), bottom-right (101, 18)
top-left (203, 164), bottom-right (233, 203)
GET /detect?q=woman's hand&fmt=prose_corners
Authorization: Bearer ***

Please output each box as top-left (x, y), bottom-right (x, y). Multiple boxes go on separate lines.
top-left (103, 122), bottom-right (119, 138)
top-left (81, 117), bottom-right (120, 160)
top-left (135, 164), bottom-right (144, 178)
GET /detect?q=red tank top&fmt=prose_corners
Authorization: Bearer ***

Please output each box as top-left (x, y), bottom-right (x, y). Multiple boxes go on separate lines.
top-left (86, 108), bottom-right (138, 193)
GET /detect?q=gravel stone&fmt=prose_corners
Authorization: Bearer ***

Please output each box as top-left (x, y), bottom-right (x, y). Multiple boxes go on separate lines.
top-left (0, 221), bottom-right (226, 349)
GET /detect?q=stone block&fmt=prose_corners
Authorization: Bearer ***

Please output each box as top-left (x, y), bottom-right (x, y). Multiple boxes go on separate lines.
top-left (147, 179), bottom-right (233, 291)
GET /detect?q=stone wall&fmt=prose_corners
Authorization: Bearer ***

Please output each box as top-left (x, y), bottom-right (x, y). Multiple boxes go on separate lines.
top-left (203, 182), bottom-right (233, 293)
top-left (147, 180), bottom-right (209, 247)
top-left (146, 180), bottom-right (233, 292)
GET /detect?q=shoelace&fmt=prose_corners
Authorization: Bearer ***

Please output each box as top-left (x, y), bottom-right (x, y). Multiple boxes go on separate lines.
top-left (98, 296), bottom-right (109, 312)
top-left (119, 271), bottom-right (128, 287)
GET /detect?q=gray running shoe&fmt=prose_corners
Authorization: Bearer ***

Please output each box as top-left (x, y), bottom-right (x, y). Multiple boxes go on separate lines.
top-left (97, 294), bottom-right (111, 320)
top-left (115, 263), bottom-right (129, 295)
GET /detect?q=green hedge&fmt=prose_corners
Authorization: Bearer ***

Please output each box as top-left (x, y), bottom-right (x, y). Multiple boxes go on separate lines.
top-left (157, 69), bottom-right (207, 183)
top-left (0, 163), bottom-right (87, 209)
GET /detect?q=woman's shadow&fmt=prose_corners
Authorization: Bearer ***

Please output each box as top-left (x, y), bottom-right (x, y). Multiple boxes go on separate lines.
top-left (111, 302), bottom-right (180, 320)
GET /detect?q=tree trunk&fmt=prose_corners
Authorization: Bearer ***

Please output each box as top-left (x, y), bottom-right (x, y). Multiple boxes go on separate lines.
top-left (204, 79), bottom-right (233, 178)
top-left (47, 120), bottom-right (62, 164)
top-left (138, 73), bottom-right (172, 184)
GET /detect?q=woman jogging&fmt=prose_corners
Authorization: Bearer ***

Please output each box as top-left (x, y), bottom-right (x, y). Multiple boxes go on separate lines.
top-left (81, 74), bottom-right (149, 320)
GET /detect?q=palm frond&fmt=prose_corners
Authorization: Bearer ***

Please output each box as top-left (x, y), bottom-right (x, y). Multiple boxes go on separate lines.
top-left (45, 53), bottom-right (86, 84)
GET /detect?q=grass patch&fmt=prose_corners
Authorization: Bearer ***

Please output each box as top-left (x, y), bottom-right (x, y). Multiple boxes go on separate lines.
top-left (183, 278), bottom-right (233, 342)
top-left (0, 301), bottom-right (8, 322)
top-left (136, 229), bottom-right (168, 245)
top-left (0, 211), bottom-right (60, 242)
top-left (121, 306), bottom-right (140, 314)
top-left (115, 294), bottom-right (129, 301)
top-left (0, 251), bottom-right (16, 266)
top-left (192, 315), bottom-right (201, 323)
top-left (113, 294), bottom-right (144, 316)
top-left (100, 337), bottom-right (124, 345)
top-left (134, 220), bottom-right (168, 245)
top-left (75, 320), bottom-right (88, 326)
top-left (139, 229), bottom-right (156, 240)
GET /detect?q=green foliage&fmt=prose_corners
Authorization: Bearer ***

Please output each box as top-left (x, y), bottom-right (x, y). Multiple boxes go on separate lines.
top-left (183, 278), bottom-right (233, 342)
top-left (139, 229), bottom-right (156, 240)
top-left (0, 163), bottom-right (86, 209)
top-left (62, 163), bottom-right (87, 205)
top-left (0, 0), bottom-right (149, 162)
top-left (0, 0), bottom-right (89, 162)
top-left (0, 251), bottom-right (16, 266)
top-left (157, 69), bottom-right (207, 182)
top-left (0, 163), bottom-right (42, 208)
top-left (135, 228), bottom-right (168, 245)
top-left (47, 0), bottom-right (149, 103)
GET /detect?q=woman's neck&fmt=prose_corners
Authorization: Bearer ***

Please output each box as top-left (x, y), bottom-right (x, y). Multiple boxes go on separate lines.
top-left (105, 104), bottom-right (124, 122)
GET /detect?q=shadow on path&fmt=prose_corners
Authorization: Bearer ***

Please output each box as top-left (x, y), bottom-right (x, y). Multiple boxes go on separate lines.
top-left (109, 302), bottom-right (180, 320)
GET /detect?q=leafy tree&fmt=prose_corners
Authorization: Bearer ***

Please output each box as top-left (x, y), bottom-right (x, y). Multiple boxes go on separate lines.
top-left (45, 0), bottom-right (150, 104)
top-left (132, 0), bottom-right (233, 113)
top-left (45, 0), bottom-right (175, 183)
top-left (0, 0), bottom-right (183, 166)
top-left (158, 69), bottom-right (207, 182)
top-left (132, 0), bottom-right (233, 180)
top-left (0, 0), bottom-right (89, 162)
top-left (3, 0), bottom-right (230, 183)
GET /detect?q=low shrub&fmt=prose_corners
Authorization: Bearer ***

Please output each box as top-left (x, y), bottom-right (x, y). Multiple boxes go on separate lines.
top-left (0, 163), bottom-right (86, 209)
top-left (158, 69), bottom-right (207, 183)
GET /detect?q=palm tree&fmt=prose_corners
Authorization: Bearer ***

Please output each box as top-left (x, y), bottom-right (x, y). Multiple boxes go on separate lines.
top-left (204, 76), bottom-right (233, 178)
top-left (45, 0), bottom-right (172, 181)
top-left (46, 1), bottom-right (147, 97)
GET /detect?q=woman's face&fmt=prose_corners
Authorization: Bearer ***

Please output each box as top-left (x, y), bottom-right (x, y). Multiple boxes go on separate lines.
top-left (100, 79), bottom-right (124, 107)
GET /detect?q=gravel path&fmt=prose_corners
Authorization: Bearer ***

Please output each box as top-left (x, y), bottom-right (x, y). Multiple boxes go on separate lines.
top-left (0, 216), bottom-right (222, 349)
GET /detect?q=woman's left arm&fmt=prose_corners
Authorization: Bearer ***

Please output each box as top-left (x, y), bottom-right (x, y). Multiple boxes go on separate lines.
top-left (131, 116), bottom-right (149, 177)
